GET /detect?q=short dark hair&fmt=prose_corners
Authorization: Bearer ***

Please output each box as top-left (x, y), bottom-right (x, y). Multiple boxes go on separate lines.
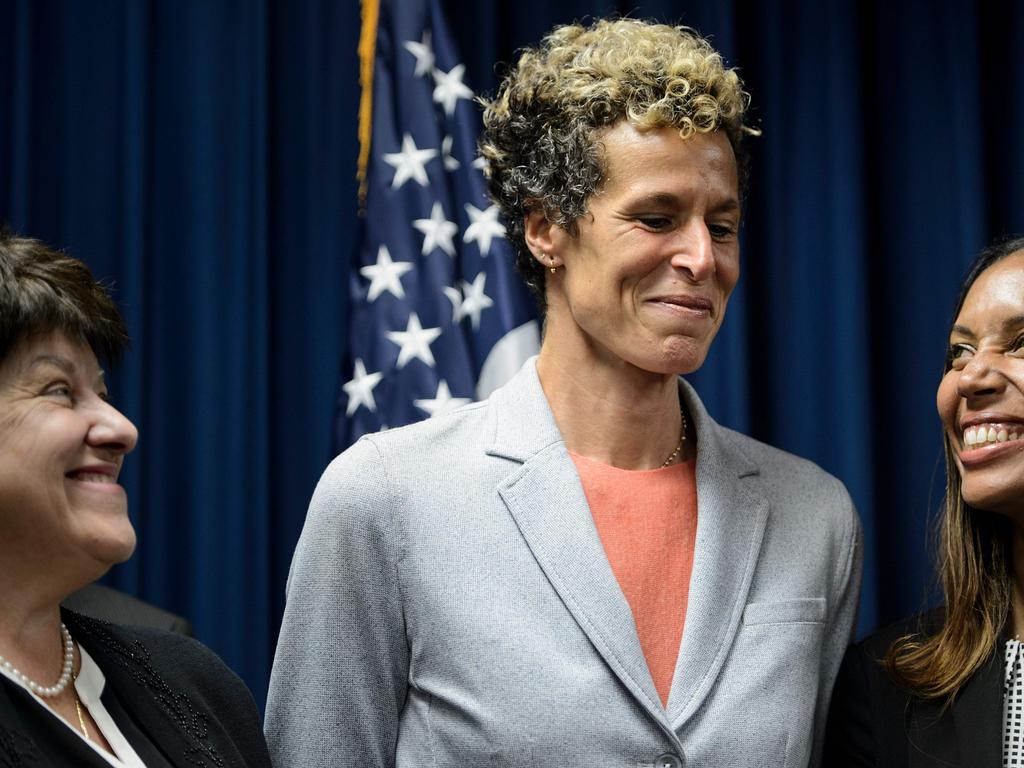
top-left (0, 229), bottom-right (129, 363)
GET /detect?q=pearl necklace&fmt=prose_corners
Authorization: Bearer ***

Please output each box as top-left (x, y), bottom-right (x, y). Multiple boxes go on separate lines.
top-left (0, 623), bottom-right (75, 698)
top-left (660, 409), bottom-right (689, 468)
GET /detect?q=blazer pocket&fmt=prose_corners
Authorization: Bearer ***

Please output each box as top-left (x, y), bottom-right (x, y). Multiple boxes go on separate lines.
top-left (742, 597), bottom-right (826, 625)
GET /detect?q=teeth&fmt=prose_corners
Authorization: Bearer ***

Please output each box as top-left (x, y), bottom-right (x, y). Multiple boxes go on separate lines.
top-left (74, 472), bottom-right (113, 483)
top-left (962, 424), bottom-right (1024, 448)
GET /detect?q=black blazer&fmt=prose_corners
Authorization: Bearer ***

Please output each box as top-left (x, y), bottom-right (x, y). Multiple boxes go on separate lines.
top-left (824, 611), bottom-right (1003, 767)
top-left (62, 584), bottom-right (193, 636)
top-left (0, 610), bottom-right (271, 767)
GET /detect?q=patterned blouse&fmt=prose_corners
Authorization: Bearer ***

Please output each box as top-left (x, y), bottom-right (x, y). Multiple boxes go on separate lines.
top-left (1004, 638), bottom-right (1024, 766)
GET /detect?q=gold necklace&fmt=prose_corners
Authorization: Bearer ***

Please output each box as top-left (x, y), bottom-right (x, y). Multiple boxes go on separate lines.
top-left (660, 409), bottom-right (689, 468)
top-left (72, 671), bottom-right (89, 741)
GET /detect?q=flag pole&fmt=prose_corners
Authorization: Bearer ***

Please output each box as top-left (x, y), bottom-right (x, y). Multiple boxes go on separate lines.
top-left (357, 0), bottom-right (380, 215)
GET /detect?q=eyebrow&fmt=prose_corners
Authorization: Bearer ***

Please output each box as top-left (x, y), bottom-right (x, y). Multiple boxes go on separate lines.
top-left (951, 315), bottom-right (1024, 339)
top-left (627, 192), bottom-right (741, 213)
top-left (23, 354), bottom-right (106, 385)
top-left (25, 354), bottom-right (76, 375)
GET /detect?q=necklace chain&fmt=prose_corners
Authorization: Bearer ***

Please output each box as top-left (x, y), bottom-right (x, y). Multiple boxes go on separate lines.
top-left (660, 409), bottom-right (689, 468)
top-left (73, 670), bottom-right (90, 741)
top-left (0, 623), bottom-right (74, 698)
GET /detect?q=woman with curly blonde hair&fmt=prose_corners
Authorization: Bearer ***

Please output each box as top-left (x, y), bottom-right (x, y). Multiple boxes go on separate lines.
top-left (268, 18), bottom-right (860, 768)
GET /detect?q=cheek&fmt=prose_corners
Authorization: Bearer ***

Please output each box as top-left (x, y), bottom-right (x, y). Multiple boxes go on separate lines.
top-left (936, 372), bottom-right (959, 429)
top-left (718, 250), bottom-right (741, 293)
top-left (572, 266), bottom-right (630, 314)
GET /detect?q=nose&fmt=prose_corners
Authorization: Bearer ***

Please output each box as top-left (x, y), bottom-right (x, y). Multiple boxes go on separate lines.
top-left (956, 351), bottom-right (1006, 400)
top-left (669, 219), bottom-right (715, 282)
top-left (86, 397), bottom-right (139, 456)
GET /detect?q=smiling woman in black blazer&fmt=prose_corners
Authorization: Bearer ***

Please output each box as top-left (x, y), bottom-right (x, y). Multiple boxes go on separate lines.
top-left (826, 235), bottom-right (1024, 767)
top-left (0, 232), bottom-right (271, 767)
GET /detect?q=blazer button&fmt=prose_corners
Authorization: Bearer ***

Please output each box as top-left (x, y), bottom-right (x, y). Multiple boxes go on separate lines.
top-left (656, 753), bottom-right (683, 768)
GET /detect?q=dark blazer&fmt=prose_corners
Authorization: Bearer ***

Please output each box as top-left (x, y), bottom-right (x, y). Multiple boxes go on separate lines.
top-left (825, 611), bottom-right (1003, 767)
top-left (62, 584), bottom-right (193, 636)
top-left (0, 610), bottom-right (271, 767)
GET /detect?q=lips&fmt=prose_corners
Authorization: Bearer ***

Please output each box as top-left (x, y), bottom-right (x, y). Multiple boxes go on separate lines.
top-left (646, 294), bottom-right (714, 314)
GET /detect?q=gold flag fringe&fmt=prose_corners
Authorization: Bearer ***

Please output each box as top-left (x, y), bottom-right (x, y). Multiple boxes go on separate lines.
top-left (357, 0), bottom-right (380, 215)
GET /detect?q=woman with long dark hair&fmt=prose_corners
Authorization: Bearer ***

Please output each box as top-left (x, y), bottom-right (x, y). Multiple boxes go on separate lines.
top-left (826, 235), bottom-right (1024, 766)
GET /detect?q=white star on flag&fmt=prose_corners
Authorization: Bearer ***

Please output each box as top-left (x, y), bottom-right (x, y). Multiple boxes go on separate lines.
top-left (343, 359), bottom-right (384, 415)
top-left (338, 1), bottom-right (542, 450)
top-left (386, 312), bottom-right (443, 368)
top-left (441, 136), bottom-right (459, 171)
top-left (403, 31), bottom-right (434, 77)
top-left (463, 203), bottom-right (506, 256)
top-left (413, 379), bottom-right (472, 419)
top-left (383, 133), bottom-right (437, 189)
top-left (460, 272), bottom-right (494, 329)
top-left (413, 201), bottom-right (458, 256)
top-left (432, 64), bottom-right (473, 116)
top-left (360, 245), bottom-right (414, 301)
top-left (442, 273), bottom-right (494, 329)
top-left (442, 285), bottom-right (464, 322)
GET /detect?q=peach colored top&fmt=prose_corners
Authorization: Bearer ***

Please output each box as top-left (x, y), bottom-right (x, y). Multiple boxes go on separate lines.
top-left (570, 452), bottom-right (698, 707)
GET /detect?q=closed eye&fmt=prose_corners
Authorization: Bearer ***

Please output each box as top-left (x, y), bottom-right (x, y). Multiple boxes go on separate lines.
top-left (708, 222), bottom-right (738, 240)
top-left (43, 381), bottom-right (73, 399)
top-left (636, 216), bottom-right (672, 231)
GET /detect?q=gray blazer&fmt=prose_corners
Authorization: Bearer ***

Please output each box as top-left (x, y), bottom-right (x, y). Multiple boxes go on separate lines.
top-left (266, 360), bottom-right (861, 768)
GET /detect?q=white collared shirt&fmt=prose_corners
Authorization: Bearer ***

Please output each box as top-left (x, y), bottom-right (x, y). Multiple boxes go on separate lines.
top-left (1005, 638), bottom-right (1024, 767)
top-left (0, 644), bottom-right (147, 767)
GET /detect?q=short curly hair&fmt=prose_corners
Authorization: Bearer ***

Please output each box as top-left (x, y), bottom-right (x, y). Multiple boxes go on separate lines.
top-left (0, 229), bottom-right (129, 364)
top-left (480, 18), bottom-right (760, 312)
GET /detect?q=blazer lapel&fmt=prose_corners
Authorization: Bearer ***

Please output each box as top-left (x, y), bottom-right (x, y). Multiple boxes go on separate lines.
top-left (488, 361), bottom-right (669, 727)
top-left (66, 615), bottom-right (183, 764)
top-left (0, 681), bottom-right (51, 767)
top-left (667, 380), bottom-right (769, 728)
top-left (903, 648), bottom-right (1002, 767)
top-left (950, 649), bottom-right (1002, 766)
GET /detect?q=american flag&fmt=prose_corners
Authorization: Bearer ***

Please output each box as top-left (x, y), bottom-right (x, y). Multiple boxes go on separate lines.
top-left (336, 0), bottom-right (540, 450)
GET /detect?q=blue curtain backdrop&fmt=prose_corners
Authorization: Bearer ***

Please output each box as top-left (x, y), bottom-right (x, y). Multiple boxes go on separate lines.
top-left (2, 0), bottom-right (1023, 710)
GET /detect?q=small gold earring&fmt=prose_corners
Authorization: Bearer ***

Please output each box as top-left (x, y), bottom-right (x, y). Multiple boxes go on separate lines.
top-left (548, 254), bottom-right (557, 274)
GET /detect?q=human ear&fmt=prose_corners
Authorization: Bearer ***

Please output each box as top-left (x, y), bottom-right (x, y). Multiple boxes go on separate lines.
top-left (524, 208), bottom-right (563, 270)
